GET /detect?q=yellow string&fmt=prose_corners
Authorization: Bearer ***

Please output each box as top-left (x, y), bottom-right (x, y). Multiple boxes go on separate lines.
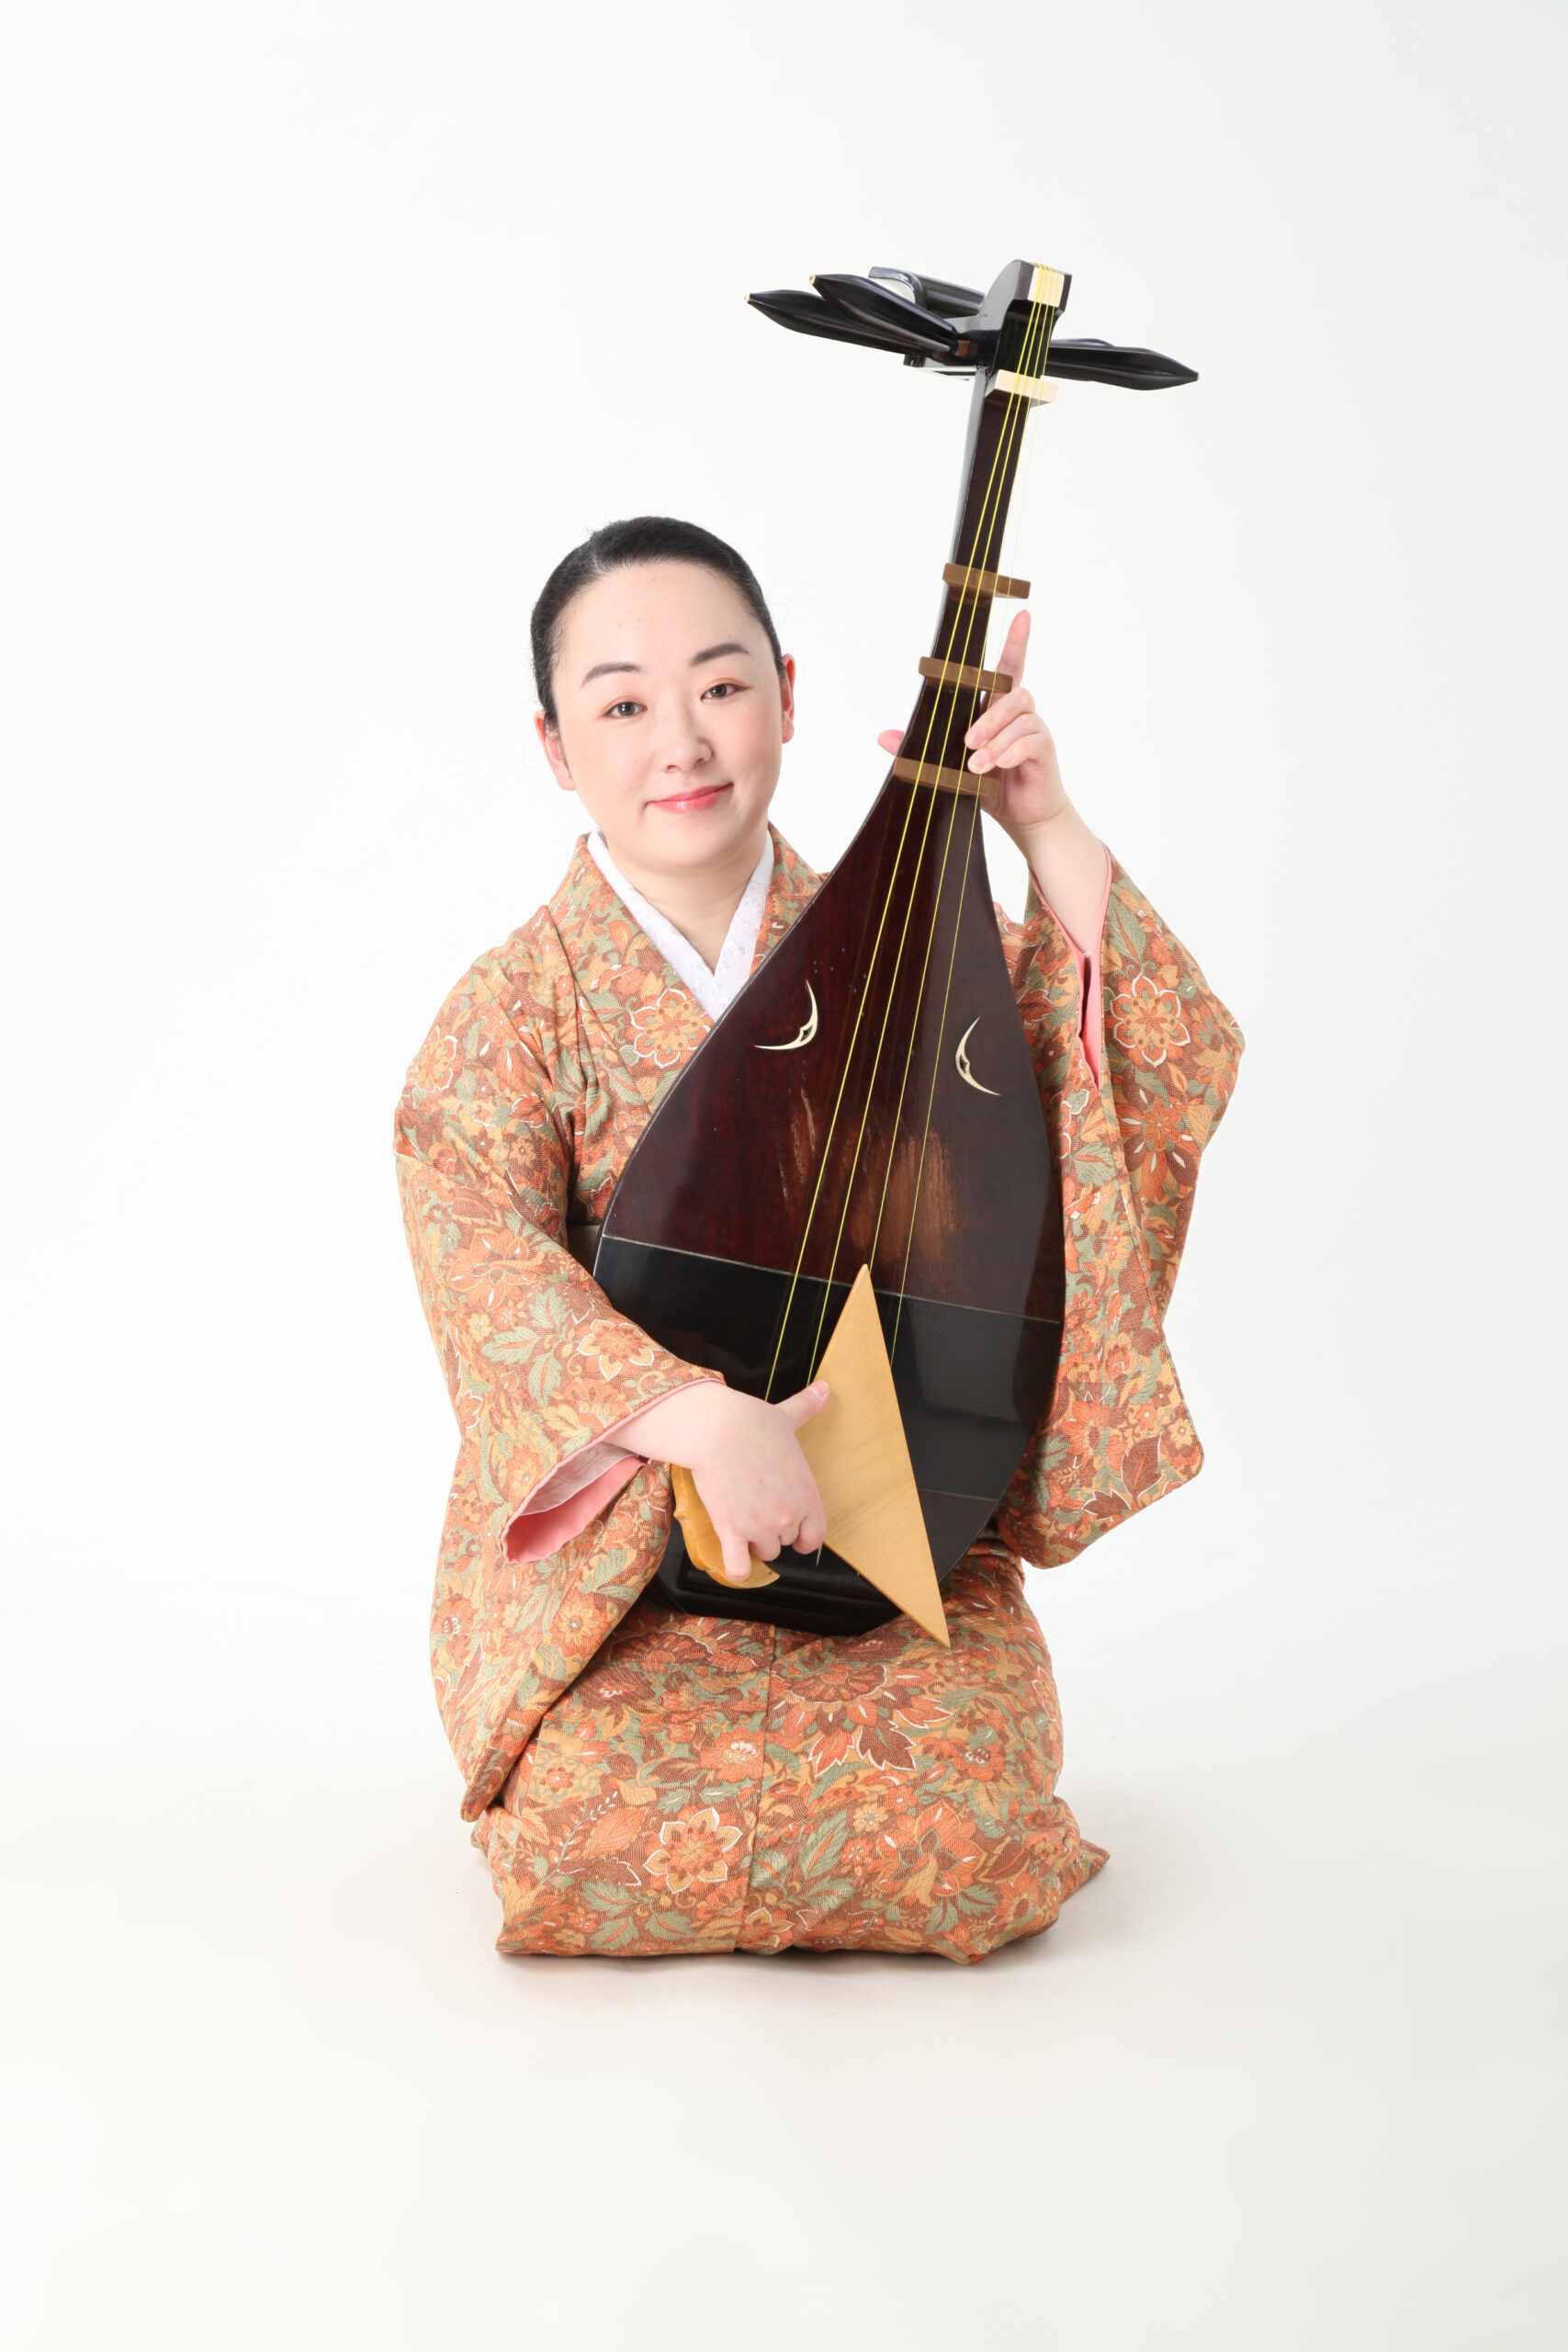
top-left (889, 299), bottom-right (1060, 1350)
top-left (796, 357), bottom-right (1044, 1373)
top-left (762, 277), bottom-right (1058, 1395)
top-left (783, 296), bottom-right (1050, 1385)
top-left (865, 290), bottom-right (1054, 1283)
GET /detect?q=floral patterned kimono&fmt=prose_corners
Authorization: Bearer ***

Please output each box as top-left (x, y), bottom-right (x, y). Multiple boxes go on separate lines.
top-left (395, 825), bottom-right (1242, 1962)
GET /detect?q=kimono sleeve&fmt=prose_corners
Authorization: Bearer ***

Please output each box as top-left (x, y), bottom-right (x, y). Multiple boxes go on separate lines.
top-left (1098, 859), bottom-right (1244, 1314)
top-left (394, 953), bottom-right (718, 1530)
top-left (995, 854), bottom-right (1244, 1568)
top-left (1004, 854), bottom-right (1243, 1314)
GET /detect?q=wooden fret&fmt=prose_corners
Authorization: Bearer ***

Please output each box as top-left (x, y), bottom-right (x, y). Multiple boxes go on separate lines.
top-left (919, 655), bottom-right (1012, 695)
top-left (942, 561), bottom-right (1032, 600)
top-left (892, 755), bottom-right (998, 802)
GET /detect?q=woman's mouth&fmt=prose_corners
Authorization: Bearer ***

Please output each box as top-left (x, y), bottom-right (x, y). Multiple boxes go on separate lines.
top-left (649, 781), bottom-right (733, 816)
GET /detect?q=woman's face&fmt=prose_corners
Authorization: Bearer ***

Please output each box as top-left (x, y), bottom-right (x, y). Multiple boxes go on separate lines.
top-left (536, 560), bottom-right (795, 880)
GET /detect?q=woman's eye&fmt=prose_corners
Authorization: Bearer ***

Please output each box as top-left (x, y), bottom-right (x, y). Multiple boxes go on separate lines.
top-left (703, 681), bottom-right (741, 701)
top-left (606, 700), bottom-right (642, 719)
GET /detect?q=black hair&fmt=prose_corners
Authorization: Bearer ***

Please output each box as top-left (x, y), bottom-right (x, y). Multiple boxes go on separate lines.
top-left (530, 514), bottom-right (784, 729)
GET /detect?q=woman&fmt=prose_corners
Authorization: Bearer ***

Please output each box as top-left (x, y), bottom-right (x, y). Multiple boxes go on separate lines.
top-left (396, 515), bottom-right (1242, 1962)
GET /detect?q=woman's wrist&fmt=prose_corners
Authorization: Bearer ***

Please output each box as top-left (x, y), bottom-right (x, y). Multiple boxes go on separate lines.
top-left (999, 800), bottom-right (1108, 956)
top-left (614, 1380), bottom-right (726, 1465)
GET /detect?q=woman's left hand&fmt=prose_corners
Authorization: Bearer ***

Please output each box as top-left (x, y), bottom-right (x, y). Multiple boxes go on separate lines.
top-left (876, 610), bottom-right (1066, 839)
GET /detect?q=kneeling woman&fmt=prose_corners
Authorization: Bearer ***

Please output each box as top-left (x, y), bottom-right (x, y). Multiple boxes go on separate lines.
top-left (396, 515), bottom-right (1242, 1962)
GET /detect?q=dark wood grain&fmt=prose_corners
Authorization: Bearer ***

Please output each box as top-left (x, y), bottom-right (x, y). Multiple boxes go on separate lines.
top-left (604, 772), bottom-right (1061, 1326)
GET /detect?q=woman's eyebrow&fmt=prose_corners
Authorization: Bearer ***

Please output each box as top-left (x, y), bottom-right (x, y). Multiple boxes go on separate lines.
top-left (581, 641), bottom-right (752, 686)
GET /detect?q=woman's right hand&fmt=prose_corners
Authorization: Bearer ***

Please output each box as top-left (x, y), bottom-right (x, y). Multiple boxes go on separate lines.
top-left (617, 1381), bottom-right (829, 1586)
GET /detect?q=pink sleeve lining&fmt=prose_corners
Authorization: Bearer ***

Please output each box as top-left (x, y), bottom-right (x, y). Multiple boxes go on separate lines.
top-left (503, 1457), bottom-right (646, 1563)
top-left (1039, 844), bottom-right (1111, 1086)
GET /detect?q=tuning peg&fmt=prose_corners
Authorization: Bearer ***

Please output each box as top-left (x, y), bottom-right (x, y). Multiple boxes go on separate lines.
top-left (1043, 337), bottom-right (1198, 390)
top-left (809, 274), bottom-right (960, 358)
top-left (746, 288), bottom-right (917, 356)
top-left (871, 266), bottom-right (984, 320)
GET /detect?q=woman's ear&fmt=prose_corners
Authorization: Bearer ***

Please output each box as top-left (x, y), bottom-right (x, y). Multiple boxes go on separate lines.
top-left (534, 709), bottom-right (576, 794)
top-left (778, 654), bottom-right (797, 747)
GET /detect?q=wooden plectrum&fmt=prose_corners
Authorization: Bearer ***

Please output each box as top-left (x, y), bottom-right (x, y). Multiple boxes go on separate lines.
top-left (797, 1266), bottom-right (949, 1645)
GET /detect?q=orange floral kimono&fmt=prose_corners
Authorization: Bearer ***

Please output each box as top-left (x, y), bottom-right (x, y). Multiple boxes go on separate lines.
top-left (395, 828), bottom-right (1241, 1962)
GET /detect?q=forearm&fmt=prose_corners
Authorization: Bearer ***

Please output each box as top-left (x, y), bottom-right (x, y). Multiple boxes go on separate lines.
top-left (611, 1383), bottom-right (722, 1464)
top-left (499, 1376), bottom-right (716, 1562)
top-left (1002, 797), bottom-right (1109, 956)
top-left (503, 1383), bottom-right (756, 1564)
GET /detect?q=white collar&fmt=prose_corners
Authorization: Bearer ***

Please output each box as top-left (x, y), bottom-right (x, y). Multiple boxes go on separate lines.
top-left (587, 831), bottom-right (775, 1022)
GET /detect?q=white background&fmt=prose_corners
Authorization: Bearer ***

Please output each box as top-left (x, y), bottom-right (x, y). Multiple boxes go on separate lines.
top-left (4, 3), bottom-right (1564, 2345)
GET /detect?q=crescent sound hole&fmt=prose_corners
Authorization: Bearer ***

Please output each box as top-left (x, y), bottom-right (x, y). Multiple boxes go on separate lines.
top-left (754, 983), bottom-right (818, 1052)
top-left (954, 1017), bottom-right (999, 1096)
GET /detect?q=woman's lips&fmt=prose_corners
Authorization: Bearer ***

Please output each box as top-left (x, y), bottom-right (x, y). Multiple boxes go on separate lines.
top-left (649, 782), bottom-right (733, 815)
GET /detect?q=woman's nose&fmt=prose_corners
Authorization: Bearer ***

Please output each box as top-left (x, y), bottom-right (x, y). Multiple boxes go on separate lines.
top-left (650, 697), bottom-right (710, 770)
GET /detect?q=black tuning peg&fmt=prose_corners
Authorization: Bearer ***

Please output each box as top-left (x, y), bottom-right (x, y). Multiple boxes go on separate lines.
top-left (746, 287), bottom-right (917, 356)
top-left (809, 274), bottom-right (962, 358)
top-left (870, 266), bottom-right (985, 320)
top-left (1043, 337), bottom-right (1198, 390)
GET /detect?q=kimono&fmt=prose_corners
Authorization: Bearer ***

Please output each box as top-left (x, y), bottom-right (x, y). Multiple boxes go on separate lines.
top-left (395, 826), bottom-right (1242, 1962)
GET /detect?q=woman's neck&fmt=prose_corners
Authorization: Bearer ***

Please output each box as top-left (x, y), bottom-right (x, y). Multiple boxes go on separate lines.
top-left (602, 824), bottom-right (770, 972)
